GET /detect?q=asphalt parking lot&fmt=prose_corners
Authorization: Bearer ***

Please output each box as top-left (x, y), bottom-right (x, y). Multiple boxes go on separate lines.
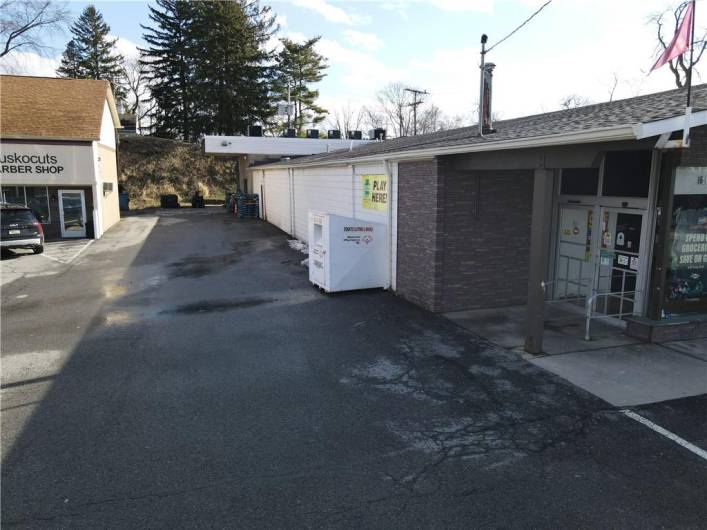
top-left (2, 208), bottom-right (706, 528)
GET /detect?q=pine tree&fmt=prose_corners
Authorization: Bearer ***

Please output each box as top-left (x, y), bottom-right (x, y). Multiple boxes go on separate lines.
top-left (56, 5), bottom-right (126, 104)
top-left (274, 37), bottom-right (327, 135)
top-left (56, 39), bottom-right (84, 78)
top-left (191, 1), bottom-right (277, 136)
top-left (140, 0), bottom-right (198, 141)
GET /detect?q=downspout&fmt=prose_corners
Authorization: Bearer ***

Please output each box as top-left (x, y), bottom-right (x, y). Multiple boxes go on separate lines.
top-left (384, 159), bottom-right (394, 290)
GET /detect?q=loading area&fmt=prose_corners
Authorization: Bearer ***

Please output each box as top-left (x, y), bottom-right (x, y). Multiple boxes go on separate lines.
top-left (2, 208), bottom-right (706, 526)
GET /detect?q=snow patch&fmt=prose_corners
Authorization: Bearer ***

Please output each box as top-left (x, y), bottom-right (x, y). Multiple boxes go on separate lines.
top-left (288, 239), bottom-right (308, 254)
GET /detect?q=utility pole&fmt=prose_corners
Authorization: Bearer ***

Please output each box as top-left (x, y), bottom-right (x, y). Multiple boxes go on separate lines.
top-left (404, 87), bottom-right (429, 136)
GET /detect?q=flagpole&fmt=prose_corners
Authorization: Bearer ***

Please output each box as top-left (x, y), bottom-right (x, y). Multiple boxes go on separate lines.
top-left (684, 0), bottom-right (696, 147)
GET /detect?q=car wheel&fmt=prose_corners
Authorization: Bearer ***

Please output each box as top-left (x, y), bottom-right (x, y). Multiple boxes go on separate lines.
top-left (33, 245), bottom-right (44, 254)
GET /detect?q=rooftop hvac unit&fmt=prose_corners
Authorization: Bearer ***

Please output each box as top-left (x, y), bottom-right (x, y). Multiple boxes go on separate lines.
top-left (306, 129), bottom-right (319, 139)
top-left (247, 125), bottom-right (263, 137)
top-left (370, 128), bottom-right (386, 141)
top-left (283, 128), bottom-right (296, 138)
top-left (347, 130), bottom-right (362, 140)
top-left (327, 129), bottom-right (341, 139)
top-left (308, 211), bottom-right (388, 293)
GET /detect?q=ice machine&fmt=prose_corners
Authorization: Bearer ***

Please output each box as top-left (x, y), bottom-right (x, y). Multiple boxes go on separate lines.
top-left (308, 211), bottom-right (388, 292)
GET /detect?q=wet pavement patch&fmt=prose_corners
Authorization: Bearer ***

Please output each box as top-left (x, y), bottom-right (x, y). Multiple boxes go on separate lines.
top-left (161, 298), bottom-right (274, 315)
top-left (165, 242), bottom-right (257, 279)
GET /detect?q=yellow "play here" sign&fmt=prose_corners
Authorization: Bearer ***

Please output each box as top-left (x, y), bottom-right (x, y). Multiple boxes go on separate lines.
top-left (361, 174), bottom-right (388, 211)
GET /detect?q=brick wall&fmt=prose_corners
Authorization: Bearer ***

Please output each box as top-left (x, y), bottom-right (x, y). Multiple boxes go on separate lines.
top-left (438, 168), bottom-right (534, 312)
top-left (396, 158), bottom-right (534, 313)
top-left (396, 160), bottom-right (442, 311)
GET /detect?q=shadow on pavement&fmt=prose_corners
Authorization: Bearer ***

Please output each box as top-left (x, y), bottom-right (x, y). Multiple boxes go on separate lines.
top-left (2, 208), bottom-right (706, 527)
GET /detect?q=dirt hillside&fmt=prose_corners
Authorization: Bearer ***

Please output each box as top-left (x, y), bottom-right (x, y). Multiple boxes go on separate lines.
top-left (118, 135), bottom-right (239, 208)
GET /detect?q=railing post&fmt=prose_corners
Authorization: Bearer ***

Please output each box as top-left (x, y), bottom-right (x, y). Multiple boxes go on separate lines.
top-left (584, 294), bottom-right (593, 341)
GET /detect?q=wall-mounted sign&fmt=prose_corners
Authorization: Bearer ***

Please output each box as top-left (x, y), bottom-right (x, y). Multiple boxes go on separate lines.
top-left (1, 152), bottom-right (64, 175)
top-left (361, 174), bottom-right (388, 211)
top-left (674, 166), bottom-right (707, 195)
top-left (0, 143), bottom-right (94, 185)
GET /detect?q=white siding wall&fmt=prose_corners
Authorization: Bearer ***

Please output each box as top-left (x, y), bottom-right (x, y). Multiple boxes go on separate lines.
top-left (250, 161), bottom-right (399, 289)
top-left (292, 166), bottom-right (353, 241)
top-left (261, 168), bottom-right (291, 233)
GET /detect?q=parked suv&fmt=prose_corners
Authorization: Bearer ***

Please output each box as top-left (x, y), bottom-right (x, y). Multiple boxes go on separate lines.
top-left (1, 202), bottom-right (44, 255)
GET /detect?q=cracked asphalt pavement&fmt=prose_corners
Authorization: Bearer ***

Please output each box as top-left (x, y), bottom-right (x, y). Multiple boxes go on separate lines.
top-left (2, 208), bottom-right (706, 528)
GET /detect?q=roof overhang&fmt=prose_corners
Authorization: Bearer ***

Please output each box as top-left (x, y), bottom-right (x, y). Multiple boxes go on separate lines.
top-left (204, 135), bottom-right (373, 157)
top-left (0, 136), bottom-right (95, 143)
top-left (105, 86), bottom-right (122, 129)
top-left (633, 109), bottom-right (707, 139)
top-left (254, 110), bottom-right (707, 171)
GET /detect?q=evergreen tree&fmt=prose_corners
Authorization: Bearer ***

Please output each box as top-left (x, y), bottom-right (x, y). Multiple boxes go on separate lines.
top-left (56, 6), bottom-right (126, 104)
top-left (56, 38), bottom-right (84, 78)
top-left (191, 1), bottom-right (277, 136)
top-left (140, 0), bottom-right (198, 141)
top-left (273, 37), bottom-right (327, 135)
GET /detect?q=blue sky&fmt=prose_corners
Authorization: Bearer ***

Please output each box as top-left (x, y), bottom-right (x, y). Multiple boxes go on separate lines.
top-left (1, 0), bottom-right (702, 122)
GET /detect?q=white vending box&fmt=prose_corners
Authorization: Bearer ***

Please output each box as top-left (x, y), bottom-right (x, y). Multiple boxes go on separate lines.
top-left (308, 211), bottom-right (388, 292)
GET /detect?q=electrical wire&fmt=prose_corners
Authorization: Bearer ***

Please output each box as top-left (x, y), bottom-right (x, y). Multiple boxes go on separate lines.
top-left (487, 0), bottom-right (553, 53)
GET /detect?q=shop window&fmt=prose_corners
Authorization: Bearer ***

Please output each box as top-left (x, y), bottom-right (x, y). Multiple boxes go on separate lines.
top-left (602, 150), bottom-right (652, 197)
top-left (25, 186), bottom-right (50, 223)
top-left (1, 185), bottom-right (25, 204)
top-left (560, 168), bottom-right (599, 195)
top-left (664, 168), bottom-right (707, 316)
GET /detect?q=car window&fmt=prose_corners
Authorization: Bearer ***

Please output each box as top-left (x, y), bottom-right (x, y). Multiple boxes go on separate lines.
top-left (2, 209), bottom-right (37, 224)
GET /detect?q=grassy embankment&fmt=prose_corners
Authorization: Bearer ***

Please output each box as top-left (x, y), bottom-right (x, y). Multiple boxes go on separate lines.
top-left (118, 135), bottom-right (239, 209)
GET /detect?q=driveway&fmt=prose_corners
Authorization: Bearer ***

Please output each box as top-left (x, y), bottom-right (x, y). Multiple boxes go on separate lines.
top-left (2, 208), bottom-right (706, 528)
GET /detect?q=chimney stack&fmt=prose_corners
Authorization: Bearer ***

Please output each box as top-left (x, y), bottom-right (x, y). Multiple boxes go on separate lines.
top-left (481, 62), bottom-right (495, 134)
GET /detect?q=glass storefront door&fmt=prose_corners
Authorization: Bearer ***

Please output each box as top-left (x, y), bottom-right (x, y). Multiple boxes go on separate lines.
top-left (554, 205), bottom-right (595, 300)
top-left (58, 190), bottom-right (87, 238)
top-left (594, 208), bottom-right (645, 318)
top-left (553, 204), bottom-right (647, 320)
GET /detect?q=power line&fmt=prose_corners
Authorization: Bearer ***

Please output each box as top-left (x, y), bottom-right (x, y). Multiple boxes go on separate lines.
top-left (487, 0), bottom-right (553, 53)
top-left (404, 87), bottom-right (429, 136)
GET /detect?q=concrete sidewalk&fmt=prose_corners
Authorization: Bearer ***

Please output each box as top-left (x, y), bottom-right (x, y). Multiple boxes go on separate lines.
top-left (445, 305), bottom-right (707, 406)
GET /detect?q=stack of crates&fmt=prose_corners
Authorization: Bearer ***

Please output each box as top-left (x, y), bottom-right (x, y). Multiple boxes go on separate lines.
top-left (237, 193), bottom-right (260, 219)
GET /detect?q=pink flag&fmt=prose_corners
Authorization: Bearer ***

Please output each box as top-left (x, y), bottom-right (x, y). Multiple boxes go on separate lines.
top-left (651, 1), bottom-right (694, 72)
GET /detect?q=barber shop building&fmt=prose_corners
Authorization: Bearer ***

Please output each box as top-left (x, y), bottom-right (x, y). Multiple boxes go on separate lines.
top-left (246, 83), bottom-right (707, 351)
top-left (0, 75), bottom-right (121, 240)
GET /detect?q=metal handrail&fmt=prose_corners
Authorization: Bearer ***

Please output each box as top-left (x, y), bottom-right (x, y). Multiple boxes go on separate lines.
top-left (584, 290), bottom-right (642, 341)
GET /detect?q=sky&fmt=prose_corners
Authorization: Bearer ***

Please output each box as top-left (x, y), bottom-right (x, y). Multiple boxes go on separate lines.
top-left (1, 0), bottom-right (704, 124)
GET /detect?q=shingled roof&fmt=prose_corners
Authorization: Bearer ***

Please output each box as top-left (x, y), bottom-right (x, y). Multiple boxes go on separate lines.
top-left (0, 75), bottom-right (120, 141)
top-left (261, 83), bottom-right (707, 168)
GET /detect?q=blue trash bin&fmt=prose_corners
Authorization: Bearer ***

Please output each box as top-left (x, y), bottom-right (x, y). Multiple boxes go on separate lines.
top-left (119, 193), bottom-right (130, 211)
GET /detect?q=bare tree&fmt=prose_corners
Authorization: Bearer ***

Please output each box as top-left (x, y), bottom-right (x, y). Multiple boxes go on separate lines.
top-left (0, 0), bottom-right (69, 58)
top-left (376, 82), bottom-right (413, 137)
top-left (559, 94), bottom-right (593, 110)
top-left (650, 1), bottom-right (707, 88)
top-left (122, 56), bottom-right (155, 133)
top-left (326, 102), bottom-right (364, 134)
top-left (360, 106), bottom-right (387, 133)
top-left (606, 72), bottom-right (619, 102)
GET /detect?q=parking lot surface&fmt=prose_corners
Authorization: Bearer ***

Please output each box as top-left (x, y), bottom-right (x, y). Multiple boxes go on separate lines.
top-left (2, 208), bottom-right (706, 528)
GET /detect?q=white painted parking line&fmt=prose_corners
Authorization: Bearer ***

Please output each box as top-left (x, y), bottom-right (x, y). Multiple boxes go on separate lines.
top-left (621, 409), bottom-right (707, 462)
top-left (39, 240), bottom-right (93, 265)
top-left (65, 240), bottom-right (93, 262)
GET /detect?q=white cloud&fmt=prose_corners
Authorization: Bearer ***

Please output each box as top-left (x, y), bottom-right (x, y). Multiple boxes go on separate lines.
top-left (343, 29), bottom-right (384, 52)
top-left (315, 38), bottom-right (403, 94)
top-left (110, 34), bottom-right (140, 60)
top-left (429, 0), bottom-right (493, 12)
top-left (276, 14), bottom-right (288, 28)
top-left (0, 51), bottom-right (60, 77)
top-left (291, 0), bottom-right (370, 26)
